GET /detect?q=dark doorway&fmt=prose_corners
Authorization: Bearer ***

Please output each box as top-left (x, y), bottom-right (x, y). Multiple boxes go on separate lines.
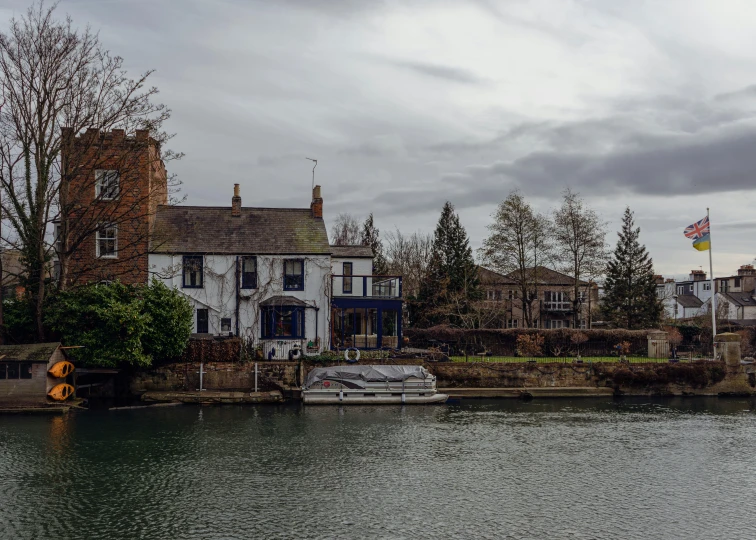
top-left (197, 308), bottom-right (209, 334)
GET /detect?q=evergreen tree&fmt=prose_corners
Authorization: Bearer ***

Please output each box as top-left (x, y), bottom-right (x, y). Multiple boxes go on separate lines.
top-left (602, 207), bottom-right (663, 329)
top-left (360, 213), bottom-right (388, 275)
top-left (414, 202), bottom-right (480, 327)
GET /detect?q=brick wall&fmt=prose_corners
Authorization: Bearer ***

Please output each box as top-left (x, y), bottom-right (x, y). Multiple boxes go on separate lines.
top-left (62, 128), bottom-right (167, 286)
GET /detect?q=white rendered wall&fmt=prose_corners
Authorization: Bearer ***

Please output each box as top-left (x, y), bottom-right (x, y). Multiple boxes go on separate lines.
top-left (149, 253), bottom-right (330, 350)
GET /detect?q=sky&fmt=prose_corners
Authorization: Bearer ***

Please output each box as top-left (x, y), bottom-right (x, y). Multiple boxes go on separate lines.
top-left (3, 0), bottom-right (756, 279)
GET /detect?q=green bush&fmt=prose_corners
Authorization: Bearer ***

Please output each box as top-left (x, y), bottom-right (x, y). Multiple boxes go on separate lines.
top-left (142, 280), bottom-right (194, 363)
top-left (44, 280), bottom-right (192, 367)
top-left (1, 298), bottom-right (38, 343)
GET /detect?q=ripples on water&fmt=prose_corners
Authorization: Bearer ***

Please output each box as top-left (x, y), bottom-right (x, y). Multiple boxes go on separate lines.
top-left (2, 398), bottom-right (756, 539)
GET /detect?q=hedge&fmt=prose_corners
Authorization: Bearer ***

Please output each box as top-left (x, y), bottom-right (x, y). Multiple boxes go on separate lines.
top-left (404, 326), bottom-right (651, 357)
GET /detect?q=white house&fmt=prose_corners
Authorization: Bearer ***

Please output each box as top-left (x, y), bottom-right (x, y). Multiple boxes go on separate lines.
top-left (147, 185), bottom-right (403, 358)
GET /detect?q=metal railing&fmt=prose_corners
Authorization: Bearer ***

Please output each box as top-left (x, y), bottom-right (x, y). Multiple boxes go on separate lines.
top-left (331, 274), bottom-right (403, 298)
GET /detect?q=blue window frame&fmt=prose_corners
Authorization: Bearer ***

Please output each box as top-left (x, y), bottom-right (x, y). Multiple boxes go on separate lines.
top-left (261, 306), bottom-right (305, 339)
top-left (183, 256), bottom-right (204, 288)
top-left (283, 259), bottom-right (304, 291)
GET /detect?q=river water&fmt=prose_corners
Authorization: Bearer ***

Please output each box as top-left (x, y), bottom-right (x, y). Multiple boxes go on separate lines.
top-left (1, 398), bottom-right (756, 539)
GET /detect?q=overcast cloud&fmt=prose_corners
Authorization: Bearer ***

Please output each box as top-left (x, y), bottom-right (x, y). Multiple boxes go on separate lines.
top-left (3, 0), bottom-right (756, 278)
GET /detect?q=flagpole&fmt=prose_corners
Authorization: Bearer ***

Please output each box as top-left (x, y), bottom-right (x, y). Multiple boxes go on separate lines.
top-left (708, 207), bottom-right (717, 347)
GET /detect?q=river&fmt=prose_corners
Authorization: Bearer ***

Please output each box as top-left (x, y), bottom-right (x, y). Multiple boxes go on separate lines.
top-left (1, 398), bottom-right (755, 539)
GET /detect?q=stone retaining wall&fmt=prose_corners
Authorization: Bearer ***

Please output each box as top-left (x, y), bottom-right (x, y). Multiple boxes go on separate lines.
top-left (129, 357), bottom-right (756, 398)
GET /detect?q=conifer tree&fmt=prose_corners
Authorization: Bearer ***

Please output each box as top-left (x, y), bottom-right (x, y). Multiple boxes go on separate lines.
top-left (414, 202), bottom-right (480, 327)
top-left (602, 207), bottom-right (663, 329)
top-left (360, 213), bottom-right (388, 275)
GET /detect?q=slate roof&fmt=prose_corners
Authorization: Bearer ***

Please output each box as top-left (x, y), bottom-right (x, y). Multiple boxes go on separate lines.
top-left (720, 292), bottom-right (756, 307)
top-left (150, 206), bottom-right (330, 255)
top-left (676, 295), bottom-right (703, 308)
top-left (0, 342), bottom-right (60, 362)
top-left (479, 265), bottom-right (590, 286)
top-left (517, 266), bottom-right (591, 286)
top-left (478, 266), bottom-right (518, 285)
top-left (330, 245), bottom-right (373, 258)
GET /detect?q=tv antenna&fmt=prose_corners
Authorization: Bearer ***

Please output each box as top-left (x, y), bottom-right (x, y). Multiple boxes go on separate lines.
top-left (306, 157), bottom-right (317, 190)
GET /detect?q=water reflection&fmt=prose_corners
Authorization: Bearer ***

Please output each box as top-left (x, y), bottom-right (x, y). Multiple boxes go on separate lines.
top-left (1, 398), bottom-right (755, 539)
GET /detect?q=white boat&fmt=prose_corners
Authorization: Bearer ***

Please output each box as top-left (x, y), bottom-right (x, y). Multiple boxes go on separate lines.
top-left (302, 365), bottom-right (449, 404)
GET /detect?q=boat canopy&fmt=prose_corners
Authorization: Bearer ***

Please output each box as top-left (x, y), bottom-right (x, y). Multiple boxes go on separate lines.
top-left (303, 365), bottom-right (429, 389)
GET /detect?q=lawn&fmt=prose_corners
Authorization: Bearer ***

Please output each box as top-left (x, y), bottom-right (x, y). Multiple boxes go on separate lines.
top-left (449, 356), bottom-right (674, 364)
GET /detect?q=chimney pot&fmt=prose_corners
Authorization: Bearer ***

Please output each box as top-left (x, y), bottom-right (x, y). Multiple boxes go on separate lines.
top-left (232, 184), bottom-right (242, 217)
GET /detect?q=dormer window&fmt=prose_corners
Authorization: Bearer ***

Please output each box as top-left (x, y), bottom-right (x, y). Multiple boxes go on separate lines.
top-left (95, 170), bottom-right (120, 200)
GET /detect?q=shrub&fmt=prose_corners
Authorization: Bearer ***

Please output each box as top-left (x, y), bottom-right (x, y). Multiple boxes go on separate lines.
top-left (516, 334), bottom-right (544, 357)
top-left (664, 326), bottom-right (684, 347)
top-left (142, 279), bottom-right (194, 363)
top-left (615, 341), bottom-right (632, 355)
top-left (1, 298), bottom-right (38, 343)
top-left (45, 281), bottom-right (151, 367)
top-left (45, 280), bottom-right (193, 368)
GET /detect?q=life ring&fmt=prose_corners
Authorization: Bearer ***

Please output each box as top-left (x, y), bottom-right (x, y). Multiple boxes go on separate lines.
top-left (344, 348), bottom-right (360, 362)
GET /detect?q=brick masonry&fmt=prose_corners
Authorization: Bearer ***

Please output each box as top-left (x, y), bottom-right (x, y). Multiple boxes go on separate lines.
top-left (62, 128), bottom-right (167, 286)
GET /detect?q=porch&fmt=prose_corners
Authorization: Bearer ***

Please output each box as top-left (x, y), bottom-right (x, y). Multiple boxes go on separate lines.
top-left (331, 274), bottom-right (403, 350)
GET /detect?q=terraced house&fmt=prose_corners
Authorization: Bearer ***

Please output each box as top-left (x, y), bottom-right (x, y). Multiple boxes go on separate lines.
top-left (59, 128), bottom-right (402, 358)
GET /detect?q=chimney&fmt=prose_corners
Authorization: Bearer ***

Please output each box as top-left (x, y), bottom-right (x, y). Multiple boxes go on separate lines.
top-left (232, 184), bottom-right (241, 217)
top-left (311, 184), bottom-right (323, 219)
top-left (690, 269), bottom-right (706, 281)
top-left (738, 264), bottom-right (755, 276)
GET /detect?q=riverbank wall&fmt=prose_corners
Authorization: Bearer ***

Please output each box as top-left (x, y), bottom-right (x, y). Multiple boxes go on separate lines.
top-left (129, 357), bottom-right (756, 399)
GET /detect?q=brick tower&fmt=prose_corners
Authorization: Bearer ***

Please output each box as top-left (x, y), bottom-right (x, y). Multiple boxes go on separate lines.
top-left (59, 128), bottom-right (167, 286)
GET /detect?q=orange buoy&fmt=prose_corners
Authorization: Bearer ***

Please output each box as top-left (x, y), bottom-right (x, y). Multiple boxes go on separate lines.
top-left (48, 361), bottom-right (75, 379)
top-left (48, 383), bottom-right (74, 401)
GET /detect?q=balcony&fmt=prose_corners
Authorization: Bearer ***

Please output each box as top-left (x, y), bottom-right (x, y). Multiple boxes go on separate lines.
top-left (542, 301), bottom-right (573, 312)
top-left (331, 275), bottom-right (402, 299)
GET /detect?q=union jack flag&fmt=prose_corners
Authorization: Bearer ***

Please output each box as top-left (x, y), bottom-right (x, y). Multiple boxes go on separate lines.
top-left (684, 216), bottom-right (710, 240)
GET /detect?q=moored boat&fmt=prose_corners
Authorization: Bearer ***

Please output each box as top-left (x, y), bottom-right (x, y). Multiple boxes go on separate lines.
top-left (302, 365), bottom-right (448, 404)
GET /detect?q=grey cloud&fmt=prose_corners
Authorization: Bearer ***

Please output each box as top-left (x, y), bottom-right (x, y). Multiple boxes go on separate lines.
top-left (339, 134), bottom-right (407, 158)
top-left (496, 124), bottom-right (756, 197)
top-left (389, 60), bottom-right (487, 85)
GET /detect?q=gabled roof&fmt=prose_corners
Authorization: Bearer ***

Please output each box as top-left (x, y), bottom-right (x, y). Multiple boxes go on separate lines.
top-left (477, 266), bottom-right (518, 285)
top-left (150, 206), bottom-right (330, 255)
top-left (0, 342), bottom-right (60, 362)
top-left (478, 265), bottom-right (591, 287)
top-left (720, 292), bottom-right (756, 307)
top-left (677, 295), bottom-right (703, 308)
top-left (507, 266), bottom-right (590, 286)
top-left (330, 245), bottom-right (373, 258)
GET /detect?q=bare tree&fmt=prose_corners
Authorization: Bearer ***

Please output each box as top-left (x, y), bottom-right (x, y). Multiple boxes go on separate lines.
top-left (479, 191), bottom-right (551, 328)
top-left (551, 188), bottom-right (608, 328)
top-left (383, 228), bottom-right (433, 299)
top-left (0, 2), bottom-right (180, 339)
top-left (330, 213), bottom-right (362, 246)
